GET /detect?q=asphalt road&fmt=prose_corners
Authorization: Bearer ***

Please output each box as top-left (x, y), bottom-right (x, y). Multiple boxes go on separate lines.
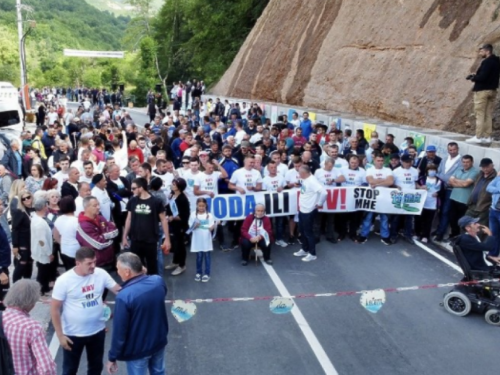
top-left (49, 229), bottom-right (500, 375)
top-left (50, 103), bottom-right (500, 374)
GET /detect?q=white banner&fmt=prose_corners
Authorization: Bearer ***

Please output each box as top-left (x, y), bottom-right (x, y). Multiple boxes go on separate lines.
top-left (63, 49), bottom-right (125, 58)
top-left (193, 187), bottom-right (427, 221)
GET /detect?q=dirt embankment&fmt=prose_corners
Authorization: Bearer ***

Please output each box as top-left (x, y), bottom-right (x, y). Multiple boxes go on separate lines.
top-left (213, 0), bottom-right (500, 136)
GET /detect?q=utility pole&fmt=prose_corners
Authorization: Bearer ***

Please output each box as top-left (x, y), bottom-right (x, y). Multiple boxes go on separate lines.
top-left (16, 0), bottom-right (26, 109)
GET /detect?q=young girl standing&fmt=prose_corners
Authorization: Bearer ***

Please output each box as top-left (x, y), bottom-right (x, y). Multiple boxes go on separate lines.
top-left (189, 198), bottom-right (215, 282)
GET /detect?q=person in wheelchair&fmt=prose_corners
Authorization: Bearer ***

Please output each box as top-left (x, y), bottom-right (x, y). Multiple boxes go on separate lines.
top-left (454, 216), bottom-right (500, 271)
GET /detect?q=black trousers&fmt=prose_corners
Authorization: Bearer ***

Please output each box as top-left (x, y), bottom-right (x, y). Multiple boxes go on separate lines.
top-left (415, 208), bottom-right (436, 239)
top-left (13, 248), bottom-right (33, 282)
top-left (231, 220), bottom-right (243, 246)
top-left (62, 329), bottom-right (105, 375)
top-left (130, 241), bottom-right (158, 275)
top-left (449, 200), bottom-right (468, 238)
top-left (0, 269), bottom-right (9, 311)
top-left (241, 238), bottom-right (271, 261)
top-left (61, 254), bottom-right (76, 271)
top-left (337, 212), bottom-right (363, 239)
top-left (171, 231), bottom-right (187, 268)
top-left (36, 262), bottom-right (52, 294)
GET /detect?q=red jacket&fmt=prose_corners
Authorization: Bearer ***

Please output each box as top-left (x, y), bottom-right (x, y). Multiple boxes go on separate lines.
top-left (76, 212), bottom-right (118, 266)
top-left (128, 147), bottom-right (144, 163)
top-left (240, 214), bottom-right (274, 244)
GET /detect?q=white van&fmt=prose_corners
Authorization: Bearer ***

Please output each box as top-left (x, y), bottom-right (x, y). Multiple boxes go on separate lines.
top-left (0, 82), bottom-right (24, 160)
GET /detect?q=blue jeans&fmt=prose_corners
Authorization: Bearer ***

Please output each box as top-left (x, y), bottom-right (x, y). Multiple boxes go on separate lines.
top-left (489, 209), bottom-right (500, 256)
top-left (436, 189), bottom-right (452, 236)
top-left (196, 252), bottom-right (211, 275)
top-left (390, 215), bottom-right (413, 238)
top-left (126, 347), bottom-right (166, 375)
top-left (360, 212), bottom-right (389, 239)
top-left (299, 210), bottom-right (317, 255)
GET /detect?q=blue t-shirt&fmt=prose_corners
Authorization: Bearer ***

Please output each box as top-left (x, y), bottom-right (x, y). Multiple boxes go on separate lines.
top-left (14, 151), bottom-right (22, 176)
top-left (301, 119), bottom-right (313, 138)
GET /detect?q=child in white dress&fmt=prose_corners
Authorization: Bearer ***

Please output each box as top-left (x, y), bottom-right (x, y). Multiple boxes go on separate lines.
top-left (189, 198), bottom-right (215, 282)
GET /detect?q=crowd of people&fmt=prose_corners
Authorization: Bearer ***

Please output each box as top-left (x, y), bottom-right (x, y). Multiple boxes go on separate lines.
top-left (1, 76), bottom-right (500, 374)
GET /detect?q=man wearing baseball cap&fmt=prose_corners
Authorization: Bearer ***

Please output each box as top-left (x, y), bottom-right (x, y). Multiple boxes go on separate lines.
top-left (465, 158), bottom-right (496, 225)
top-left (454, 215), bottom-right (500, 270)
top-left (417, 145), bottom-right (442, 179)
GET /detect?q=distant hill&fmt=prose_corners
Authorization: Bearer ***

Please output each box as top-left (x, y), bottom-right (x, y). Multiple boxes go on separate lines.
top-left (84, 0), bottom-right (163, 16)
top-left (0, 0), bottom-right (130, 85)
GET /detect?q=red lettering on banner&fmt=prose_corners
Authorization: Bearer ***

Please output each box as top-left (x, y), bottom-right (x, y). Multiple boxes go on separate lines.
top-left (325, 188), bottom-right (347, 210)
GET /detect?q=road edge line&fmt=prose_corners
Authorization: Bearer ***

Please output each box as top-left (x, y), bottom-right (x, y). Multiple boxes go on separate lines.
top-left (413, 240), bottom-right (463, 274)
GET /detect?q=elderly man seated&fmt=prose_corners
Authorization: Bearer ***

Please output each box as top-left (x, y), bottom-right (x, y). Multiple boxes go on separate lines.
top-left (454, 216), bottom-right (500, 271)
top-left (240, 204), bottom-right (274, 266)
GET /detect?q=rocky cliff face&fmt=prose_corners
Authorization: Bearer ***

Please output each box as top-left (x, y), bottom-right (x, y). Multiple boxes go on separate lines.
top-left (212, 0), bottom-right (500, 135)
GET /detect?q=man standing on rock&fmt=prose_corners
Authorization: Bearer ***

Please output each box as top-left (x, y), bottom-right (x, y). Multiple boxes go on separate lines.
top-left (466, 44), bottom-right (500, 144)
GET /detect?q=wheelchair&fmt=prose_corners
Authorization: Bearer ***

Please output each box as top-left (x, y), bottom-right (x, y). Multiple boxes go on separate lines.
top-left (441, 243), bottom-right (500, 326)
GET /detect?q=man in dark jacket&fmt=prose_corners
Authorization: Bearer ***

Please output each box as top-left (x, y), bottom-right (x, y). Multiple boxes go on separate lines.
top-left (465, 158), bottom-right (497, 225)
top-left (107, 252), bottom-right (168, 374)
top-left (455, 216), bottom-right (500, 270)
top-left (0, 199), bottom-right (10, 310)
top-left (61, 167), bottom-right (80, 199)
top-left (466, 44), bottom-right (500, 144)
top-left (1, 139), bottom-right (23, 178)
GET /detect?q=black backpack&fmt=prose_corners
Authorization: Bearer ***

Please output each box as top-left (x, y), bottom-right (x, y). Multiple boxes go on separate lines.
top-left (0, 312), bottom-right (14, 374)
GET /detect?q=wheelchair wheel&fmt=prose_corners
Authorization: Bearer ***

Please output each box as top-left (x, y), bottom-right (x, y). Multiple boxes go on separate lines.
top-left (443, 291), bottom-right (471, 317)
top-left (484, 309), bottom-right (500, 326)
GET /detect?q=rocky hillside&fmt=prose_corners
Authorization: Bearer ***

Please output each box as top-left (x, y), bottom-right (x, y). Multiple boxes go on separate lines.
top-left (213, 0), bottom-right (500, 135)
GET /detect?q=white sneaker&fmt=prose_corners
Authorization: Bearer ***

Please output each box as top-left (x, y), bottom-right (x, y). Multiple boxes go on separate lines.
top-left (302, 254), bottom-right (317, 262)
top-left (171, 266), bottom-right (186, 276)
top-left (481, 137), bottom-right (492, 143)
top-left (293, 249), bottom-right (308, 257)
top-left (276, 240), bottom-right (288, 247)
top-left (465, 136), bottom-right (481, 143)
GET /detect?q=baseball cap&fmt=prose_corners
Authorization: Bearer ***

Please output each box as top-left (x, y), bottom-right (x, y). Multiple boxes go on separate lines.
top-left (480, 158), bottom-right (493, 167)
top-left (457, 216), bottom-right (479, 228)
top-left (73, 117), bottom-right (80, 122)
top-left (241, 141), bottom-right (251, 148)
top-left (401, 154), bottom-right (412, 162)
top-left (179, 129), bottom-right (187, 134)
top-left (426, 145), bottom-right (436, 152)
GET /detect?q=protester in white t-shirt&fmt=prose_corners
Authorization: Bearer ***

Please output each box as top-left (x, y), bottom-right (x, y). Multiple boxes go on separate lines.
top-left (334, 155), bottom-right (367, 241)
top-left (321, 145), bottom-right (348, 170)
top-left (264, 151), bottom-right (288, 178)
top-left (293, 166), bottom-right (326, 262)
top-left (357, 153), bottom-right (394, 245)
top-left (51, 247), bottom-right (121, 374)
top-left (391, 154), bottom-right (419, 242)
top-left (263, 161), bottom-right (288, 247)
top-left (336, 155), bottom-right (367, 187)
top-left (194, 160), bottom-right (228, 199)
top-left (91, 174), bottom-right (113, 221)
top-left (314, 158), bottom-right (338, 186)
top-left (184, 158), bottom-right (202, 211)
top-left (54, 158), bottom-right (71, 191)
top-left (75, 182), bottom-right (91, 217)
top-left (229, 155), bottom-right (263, 194)
top-left (53, 196), bottom-right (80, 270)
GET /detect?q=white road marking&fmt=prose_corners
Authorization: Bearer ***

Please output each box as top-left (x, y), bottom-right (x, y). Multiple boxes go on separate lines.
top-left (49, 332), bottom-right (60, 360)
top-left (413, 240), bottom-right (463, 274)
top-left (261, 260), bottom-right (339, 375)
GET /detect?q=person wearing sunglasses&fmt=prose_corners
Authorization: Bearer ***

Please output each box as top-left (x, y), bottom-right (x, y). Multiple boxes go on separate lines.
top-left (12, 190), bottom-right (35, 282)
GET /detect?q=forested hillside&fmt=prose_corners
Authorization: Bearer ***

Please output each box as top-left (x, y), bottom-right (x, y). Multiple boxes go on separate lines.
top-left (0, 0), bottom-right (130, 87)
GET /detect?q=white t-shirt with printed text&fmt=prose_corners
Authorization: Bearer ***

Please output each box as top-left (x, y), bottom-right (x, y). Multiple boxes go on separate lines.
top-left (52, 268), bottom-right (117, 336)
top-left (230, 168), bottom-right (263, 194)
